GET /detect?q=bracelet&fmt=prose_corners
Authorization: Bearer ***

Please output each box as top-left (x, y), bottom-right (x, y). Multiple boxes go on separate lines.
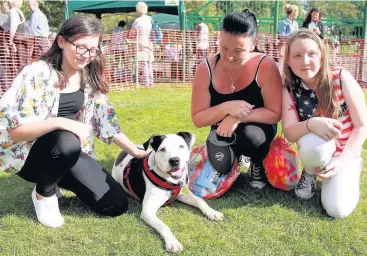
top-left (305, 119), bottom-right (312, 132)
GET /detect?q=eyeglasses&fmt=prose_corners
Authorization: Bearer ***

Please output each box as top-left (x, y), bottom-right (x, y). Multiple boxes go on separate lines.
top-left (65, 38), bottom-right (100, 57)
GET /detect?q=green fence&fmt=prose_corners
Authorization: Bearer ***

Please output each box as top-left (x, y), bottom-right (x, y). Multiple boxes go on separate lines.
top-left (184, 0), bottom-right (366, 40)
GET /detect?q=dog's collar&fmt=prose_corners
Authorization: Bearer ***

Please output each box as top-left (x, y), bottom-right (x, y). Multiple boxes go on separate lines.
top-left (122, 157), bottom-right (183, 206)
top-left (142, 158), bottom-right (182, 206)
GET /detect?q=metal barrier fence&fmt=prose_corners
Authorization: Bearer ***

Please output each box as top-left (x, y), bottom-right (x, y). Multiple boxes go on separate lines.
top-left (0, 30), bottom-right (366, 94)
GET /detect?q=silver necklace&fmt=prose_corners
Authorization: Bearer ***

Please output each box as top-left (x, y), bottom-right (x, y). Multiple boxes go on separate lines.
top-left (228, 71), bottom-right (237, 92)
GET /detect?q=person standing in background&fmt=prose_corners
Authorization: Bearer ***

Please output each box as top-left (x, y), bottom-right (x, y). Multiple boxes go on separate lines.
top-left (279, 4), bottom-right (299, 37)
top-left (113, 20), bottom-right (127, 34)
top-left (302, 7), bottom-right (324, 39)
top-left (0, 1), bottom-right (10, 91)
top-left (0, 1), bottom-right (10, 32)
top-left (196, 21), bottom-right (209, 60)
top-left (8, 0), bottom-right (34, 75)
top-left (279, 4), bottom-right (299, 58)
top-left (110, 20), bottom-right (128, 81)
top-left (130, 1), bottom-right (154, 87)
top-left (28, 0), bottom-right (50, 56)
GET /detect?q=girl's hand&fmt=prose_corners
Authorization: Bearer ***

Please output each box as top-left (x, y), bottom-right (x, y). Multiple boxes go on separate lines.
top-left (315, 158), bottom-right (342, 180)
top-left (56, 117), bottom-right (89, 143)
top-left (216, 115), bottom-right (240, 137)
top-left (133, 148), bottom-right (152, 159)
top-left (313, 27), bottom-right (321, 35)
top-left (225, 100), bottom-right (254, 119)
top-left (308, 117), bottom-right (342, 141)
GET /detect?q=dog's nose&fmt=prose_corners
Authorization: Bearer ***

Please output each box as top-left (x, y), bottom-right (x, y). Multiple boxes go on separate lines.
top-left (169, 157), bottom-right (180, 167)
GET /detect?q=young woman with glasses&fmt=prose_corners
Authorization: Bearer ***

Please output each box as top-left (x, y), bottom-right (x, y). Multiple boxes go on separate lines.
top-left (0, 15), bottom-right (150, 228)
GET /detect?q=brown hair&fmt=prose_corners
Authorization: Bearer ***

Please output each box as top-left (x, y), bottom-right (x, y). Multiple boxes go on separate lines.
top-left (283, 28), bottom-right (340, 118)
top-left (40, 15), bottom-right (108, 94)
top-left (303, 8), bottom-right (322, 27)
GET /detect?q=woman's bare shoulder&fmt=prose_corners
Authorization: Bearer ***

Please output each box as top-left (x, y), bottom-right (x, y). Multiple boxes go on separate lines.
top-left (258, 55), bottom-right (279, 70)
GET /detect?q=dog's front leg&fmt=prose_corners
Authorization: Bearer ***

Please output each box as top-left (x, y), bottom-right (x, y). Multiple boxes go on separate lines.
top-left (177, 187), bottom-right (224, 221)
top-left (141, 192), bottom-right (184, 253)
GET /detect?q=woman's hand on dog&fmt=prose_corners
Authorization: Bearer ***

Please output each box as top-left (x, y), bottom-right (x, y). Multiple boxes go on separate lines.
top-left (216, 115), bottom-right (240, 137)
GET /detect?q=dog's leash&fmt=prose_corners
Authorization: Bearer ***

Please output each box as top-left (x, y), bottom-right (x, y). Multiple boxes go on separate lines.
top-left (188, 144), bottom-right (207, 166)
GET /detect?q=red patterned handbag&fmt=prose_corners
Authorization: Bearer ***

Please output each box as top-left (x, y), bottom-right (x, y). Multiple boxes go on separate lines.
top-left (263, 134), bottom-right (302, 191)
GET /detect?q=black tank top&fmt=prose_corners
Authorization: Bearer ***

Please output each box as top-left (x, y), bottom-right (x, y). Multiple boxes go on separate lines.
top-left (57, 90), bottom-right (84, 120)
top-left (207, 55), bottom-right (266, 109)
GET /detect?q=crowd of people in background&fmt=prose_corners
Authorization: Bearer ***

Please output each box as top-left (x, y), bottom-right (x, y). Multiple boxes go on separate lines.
top-left (0, 0), bottom-right (50, 90)
top-left (0, 1), bottom-right (349, 91)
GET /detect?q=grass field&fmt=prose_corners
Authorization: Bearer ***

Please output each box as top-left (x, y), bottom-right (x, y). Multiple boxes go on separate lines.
top-left (0, 88), bottom-right (366, 256)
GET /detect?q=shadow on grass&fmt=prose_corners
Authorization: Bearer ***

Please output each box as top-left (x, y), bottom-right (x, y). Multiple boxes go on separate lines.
top-left (0, 155), bottom-right (328, 222)
top-left (193, 173), bottom-right (329, 218)
top-left (0, 156), bottom-right (144, 222)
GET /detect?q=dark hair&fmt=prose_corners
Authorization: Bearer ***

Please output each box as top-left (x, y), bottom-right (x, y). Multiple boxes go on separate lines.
top-left (303, 8), bottom-right (322, 27)
top-left (215, 9), bottom-right (261, 65)
top-left (40, 15), bottom-right (108, 94)
top-left (118, 20), bottom-right (126, 27)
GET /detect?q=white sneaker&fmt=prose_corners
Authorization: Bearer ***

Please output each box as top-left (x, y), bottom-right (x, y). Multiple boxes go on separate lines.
top-left (32, 187), bottom-right (64, 228)
top-left (295, 171), bottom-right (316, 200)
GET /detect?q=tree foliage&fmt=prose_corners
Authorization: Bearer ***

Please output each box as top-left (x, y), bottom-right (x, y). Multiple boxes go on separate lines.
top-left (20, 0), bottom-right (64, 32)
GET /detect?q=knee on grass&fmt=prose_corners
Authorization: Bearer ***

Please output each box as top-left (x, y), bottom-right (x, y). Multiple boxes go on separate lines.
top-left (95, 190), bottom-right (128, 217)
top-left (322, 199), bottom-right (358, 219)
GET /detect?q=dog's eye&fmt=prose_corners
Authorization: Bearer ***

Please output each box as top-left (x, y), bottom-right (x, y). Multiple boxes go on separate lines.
top-left (179, 145), bottom-right (185, 149)
top-left (159, 148), bottom-right (166, 152)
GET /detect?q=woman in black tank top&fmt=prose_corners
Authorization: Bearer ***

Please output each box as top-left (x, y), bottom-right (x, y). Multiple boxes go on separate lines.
top-left (191, 10), bottom-right (282, 189)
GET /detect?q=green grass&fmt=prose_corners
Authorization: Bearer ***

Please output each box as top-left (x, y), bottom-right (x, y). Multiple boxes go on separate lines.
top-left (1, 88), bottom-right (366, 256)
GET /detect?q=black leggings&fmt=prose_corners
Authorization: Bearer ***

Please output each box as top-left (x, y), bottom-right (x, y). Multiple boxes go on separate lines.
top-left (17, 130), bottom-right (128, 217)
top-left (233, 122), bottom-right (276, 164)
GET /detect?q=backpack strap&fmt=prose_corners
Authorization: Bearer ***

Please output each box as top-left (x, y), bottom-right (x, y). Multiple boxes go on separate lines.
top-left (286, 80), bottom-right (300, 122)
top-left (16, 10), bottom-right (25, 23)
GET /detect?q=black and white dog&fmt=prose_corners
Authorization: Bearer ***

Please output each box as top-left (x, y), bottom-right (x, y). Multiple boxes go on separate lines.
top-left (112, 132), bottom-right (224, 253)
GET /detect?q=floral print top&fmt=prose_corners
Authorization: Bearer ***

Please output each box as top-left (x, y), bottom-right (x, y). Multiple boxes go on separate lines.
top-left (0, 61), bottom-right (122, 174)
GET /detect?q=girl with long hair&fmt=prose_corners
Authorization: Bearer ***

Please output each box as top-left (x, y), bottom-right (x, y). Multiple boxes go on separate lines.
top-left (302, 8), bottom-right (324, 39)
top-left (0, 15), bottom-right (150, 228)
top-left (282, 29), bottom-right (367, 218)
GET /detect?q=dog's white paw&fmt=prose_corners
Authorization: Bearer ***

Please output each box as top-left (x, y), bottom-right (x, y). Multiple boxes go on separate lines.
top-left (165, 237), bottom-right (184, 253)
top-left (205, 209), bottom-right (224, 221)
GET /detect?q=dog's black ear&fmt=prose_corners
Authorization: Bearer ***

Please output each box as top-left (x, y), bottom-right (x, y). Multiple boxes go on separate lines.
top-left (177, 132), bottom-right (196, 151)
top-left (143, 134), bottom-right (166, 151)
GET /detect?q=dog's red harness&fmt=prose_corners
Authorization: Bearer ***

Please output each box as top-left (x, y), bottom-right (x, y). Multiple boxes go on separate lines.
top-left (122, 157), bottom-right (182, 206)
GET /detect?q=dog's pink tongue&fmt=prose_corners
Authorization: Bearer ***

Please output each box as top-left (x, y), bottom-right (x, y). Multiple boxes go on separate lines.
top-left (171, 167), bottom-right (184, 178)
